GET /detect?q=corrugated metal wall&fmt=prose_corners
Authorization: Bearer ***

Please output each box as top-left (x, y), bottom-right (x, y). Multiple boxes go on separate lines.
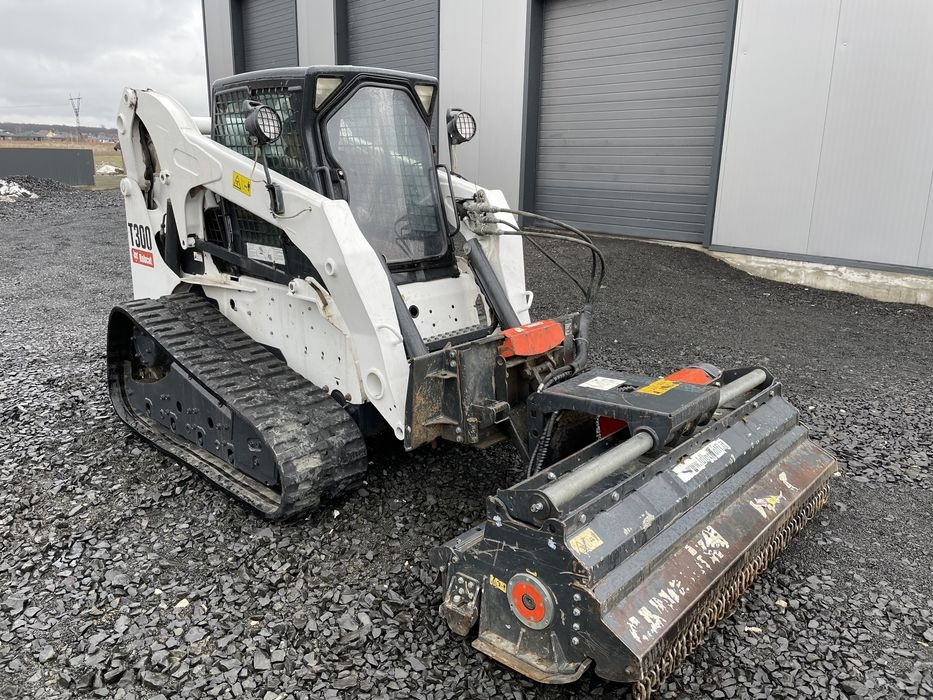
top-left (0, 148), bottom-right (94, 186)
top-left (346, 0), bottom-right (438, 76)
top-left (714, 0), bottom-right (933, 272)
top-left (533, 0), bottom-right (735, 243)
top-left (240, 0), bottom-right (298, 72)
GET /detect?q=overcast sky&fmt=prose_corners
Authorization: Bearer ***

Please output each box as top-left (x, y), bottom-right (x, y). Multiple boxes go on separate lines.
top-left (0, 0), bottom-right (208, 129)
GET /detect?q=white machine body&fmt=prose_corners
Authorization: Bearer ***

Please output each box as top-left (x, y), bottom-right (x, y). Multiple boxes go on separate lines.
top-left (116, 86), bottom-right (529, 442)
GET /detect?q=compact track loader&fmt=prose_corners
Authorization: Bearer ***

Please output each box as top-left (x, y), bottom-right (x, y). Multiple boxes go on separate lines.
top-left (108, 66), bottom-right (835, 697)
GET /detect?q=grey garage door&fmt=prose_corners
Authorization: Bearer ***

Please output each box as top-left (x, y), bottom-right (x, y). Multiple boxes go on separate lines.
top-left (240, 0), bottom-right (298, 72)
top-left (533, 0), bottom-right (735, 242)
top-left (346, 0), bottom-right (438, 77)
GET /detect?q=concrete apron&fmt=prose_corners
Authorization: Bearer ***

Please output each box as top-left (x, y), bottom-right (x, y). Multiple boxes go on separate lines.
top-left (638, 239), bottom-right (933, 308)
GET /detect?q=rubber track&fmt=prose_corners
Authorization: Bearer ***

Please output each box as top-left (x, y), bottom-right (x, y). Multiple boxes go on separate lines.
top-left (107, 293), bottom-right (368, 520)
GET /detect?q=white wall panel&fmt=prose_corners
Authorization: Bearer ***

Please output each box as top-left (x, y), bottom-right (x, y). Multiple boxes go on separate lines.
top-left (714, 0), bottom-right (933, 271)
top-left (297, 0), bottom-right (337, 64)
top-left (807, 1), bottom-right (933, 267)
top-left (438, 0), bottom-right (528, 207)
top-left (203, 0), bottom-right (237, 86)
top-left (713, 0), bottom-right (839, 254)
top-left (919, 177), bottom-right (933, 269)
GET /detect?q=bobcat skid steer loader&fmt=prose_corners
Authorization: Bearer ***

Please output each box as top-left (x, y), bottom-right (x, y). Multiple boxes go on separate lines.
top-left (108, 66), bottom-right (835, 698)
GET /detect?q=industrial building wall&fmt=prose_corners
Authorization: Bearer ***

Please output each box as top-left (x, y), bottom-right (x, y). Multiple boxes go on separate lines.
top-left (437, 0), bottom-right (529, 209)
top-left (713, 0), bottom-right (933, 272)
top-left (202, 0), bottom-right (335, 87)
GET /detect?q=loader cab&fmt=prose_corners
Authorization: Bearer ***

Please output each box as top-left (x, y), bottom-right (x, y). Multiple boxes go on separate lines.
top-left (211, 66), bottom-right (455, 283)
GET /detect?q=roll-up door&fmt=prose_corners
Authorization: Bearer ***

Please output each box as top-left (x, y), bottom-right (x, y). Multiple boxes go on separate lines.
top-left (240, 0), bottom-right (298, 72)
top-left (534, 0), bottom-right (735, 242)
top-left (346, 0), bottom-right (438, 77)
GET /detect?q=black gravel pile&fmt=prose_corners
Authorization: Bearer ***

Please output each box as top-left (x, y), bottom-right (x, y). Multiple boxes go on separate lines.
top-left (0, 176), bottom-right (120, 220)
top-left (0, 191), bottom-right (931, 700)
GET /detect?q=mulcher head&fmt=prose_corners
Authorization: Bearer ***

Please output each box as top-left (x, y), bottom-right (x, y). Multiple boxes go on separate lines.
top-left (431, 368), bottom-right (835, 697)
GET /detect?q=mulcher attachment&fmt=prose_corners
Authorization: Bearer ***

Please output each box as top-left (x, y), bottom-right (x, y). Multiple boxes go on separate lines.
top-left (107, 294), bottom-right (368, 520)
top-left (431, 367), bottom-right (835, 697)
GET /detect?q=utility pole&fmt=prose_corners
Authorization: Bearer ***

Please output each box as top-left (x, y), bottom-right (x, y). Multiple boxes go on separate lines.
top-left (68, 94), bottom-right (81, 138)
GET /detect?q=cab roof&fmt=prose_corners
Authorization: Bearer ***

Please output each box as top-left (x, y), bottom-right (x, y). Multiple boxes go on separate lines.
top-left (211, 65), bottom-right (438, 93)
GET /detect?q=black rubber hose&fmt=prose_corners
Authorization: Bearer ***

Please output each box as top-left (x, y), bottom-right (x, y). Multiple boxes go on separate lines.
top-left (527, 410), bottom-right (562, 478)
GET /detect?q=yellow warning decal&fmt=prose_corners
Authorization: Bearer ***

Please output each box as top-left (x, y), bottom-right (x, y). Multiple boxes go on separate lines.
top-left (488, 575), bottom-right (507, 593)
top-left (637, 379), bottom-right (679, 396)
top-left (568, 527), bottom-right (604, 555)
top-left (232, 171), bottom-right (252, 196)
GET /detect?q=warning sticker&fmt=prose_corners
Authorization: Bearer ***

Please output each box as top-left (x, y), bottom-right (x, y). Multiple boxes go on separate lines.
top-left (568, 527), bottom-right (604, 555)
top-left (246, 242), bottom-right (286, 265)
top-left (131, 248), bottom-right (154, 267)
top-left (232, 171), bottom-right (252, 196)
top-left (637, 379), bottom-right (679, 395)
top-left (672, 438), bottom-right (730, 483)
top-left (750, 492), bottom-right (786, 519)
top-left (579, 376), bottom-right (625, 391)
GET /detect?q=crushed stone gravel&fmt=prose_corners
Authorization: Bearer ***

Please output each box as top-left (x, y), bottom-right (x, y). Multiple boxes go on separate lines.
top-left (0, 182), bottom-right (931, 699)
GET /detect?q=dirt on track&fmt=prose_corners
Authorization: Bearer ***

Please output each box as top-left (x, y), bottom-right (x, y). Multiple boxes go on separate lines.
top-left (0, 185), bottom-right (931, 700)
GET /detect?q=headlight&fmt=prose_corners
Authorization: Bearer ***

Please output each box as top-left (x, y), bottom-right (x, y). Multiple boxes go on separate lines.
top-left (241, 100), bottom-right (282, 146)
top-left (447, 109), bottom-right (476, 145)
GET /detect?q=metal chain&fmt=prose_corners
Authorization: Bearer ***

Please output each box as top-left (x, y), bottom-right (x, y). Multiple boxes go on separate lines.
top-left (630, 482), bottom-right (830, 700)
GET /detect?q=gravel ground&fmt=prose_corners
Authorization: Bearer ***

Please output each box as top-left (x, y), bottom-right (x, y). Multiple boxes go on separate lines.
top-left (1, 182), bottom-right (931, 700)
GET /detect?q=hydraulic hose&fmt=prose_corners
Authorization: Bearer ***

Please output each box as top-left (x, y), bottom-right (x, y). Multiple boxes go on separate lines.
top-left (461, 193), bottom-right (608, 476)
top-left (461, 195), bottom-right (605, 381)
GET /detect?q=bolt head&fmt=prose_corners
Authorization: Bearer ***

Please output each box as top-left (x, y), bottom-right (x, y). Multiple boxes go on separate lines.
top-left (572, 593), bottom-right (581, 602)
top-left (571, 636), bottom-right (580, 646)
top-left (572, 607), bottom-right (581, 617)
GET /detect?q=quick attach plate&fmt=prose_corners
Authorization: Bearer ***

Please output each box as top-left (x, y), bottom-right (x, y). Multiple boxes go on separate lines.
top-left (528, 368), bottom-right (719, 453)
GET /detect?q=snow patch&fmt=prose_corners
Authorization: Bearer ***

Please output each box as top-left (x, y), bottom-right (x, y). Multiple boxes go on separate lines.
top-left (0, 179), bottom-right (39, 202)
top-left (96, 163), bottom-right (124, 175)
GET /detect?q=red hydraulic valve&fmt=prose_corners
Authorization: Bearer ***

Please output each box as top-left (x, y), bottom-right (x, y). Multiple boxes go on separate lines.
top-left (499, 319), bottom-right (565, 358)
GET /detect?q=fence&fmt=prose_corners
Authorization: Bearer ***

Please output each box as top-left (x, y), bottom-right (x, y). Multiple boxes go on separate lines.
top-left (0, 147), bottom-right (94, 186)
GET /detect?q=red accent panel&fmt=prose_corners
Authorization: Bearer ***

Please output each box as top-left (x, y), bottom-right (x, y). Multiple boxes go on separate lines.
top-left (598, 416), bottom-right (627, 438)
top-left (511, 581), bottom-right (546, 624)
top-left (665, 367), bottom-right (715, 385)
top-left (500, 319), bottom-right (564, 358)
